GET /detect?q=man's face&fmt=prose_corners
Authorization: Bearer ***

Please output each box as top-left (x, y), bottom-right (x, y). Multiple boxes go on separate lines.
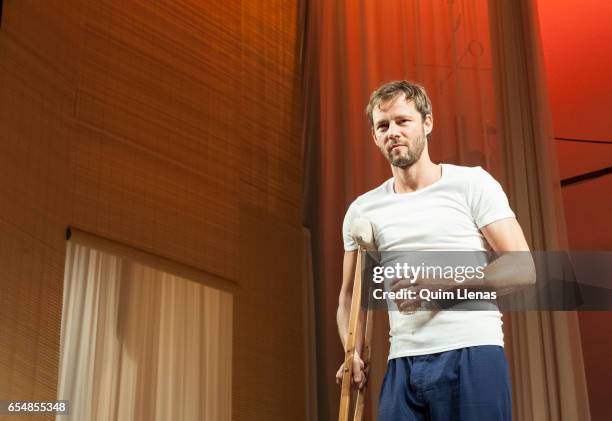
top-left (371, 96), bottom-right (432, 168)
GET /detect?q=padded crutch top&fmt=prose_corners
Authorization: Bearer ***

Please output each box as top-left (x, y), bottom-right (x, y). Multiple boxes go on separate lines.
top-left (349, 218), bottom-right (375, 250)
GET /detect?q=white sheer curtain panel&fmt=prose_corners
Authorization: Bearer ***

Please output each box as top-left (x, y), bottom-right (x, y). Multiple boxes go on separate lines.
top-left (57, 241), bottom-right (233, 421)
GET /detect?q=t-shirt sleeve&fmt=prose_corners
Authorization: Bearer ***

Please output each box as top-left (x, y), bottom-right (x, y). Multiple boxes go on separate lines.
top-left (468, 167), bottom-right (516, 228)
top-left (342, 200), bottom-right (360, 251)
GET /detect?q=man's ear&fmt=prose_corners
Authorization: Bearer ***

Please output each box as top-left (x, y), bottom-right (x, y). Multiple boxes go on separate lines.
top-left (424, 114), bottom-right (433, 136)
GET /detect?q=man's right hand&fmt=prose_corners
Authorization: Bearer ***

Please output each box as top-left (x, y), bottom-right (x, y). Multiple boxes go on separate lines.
top-left (390, 276), bottom-right (422, 313)
top-left (335, 352), bottom-right (367, 389)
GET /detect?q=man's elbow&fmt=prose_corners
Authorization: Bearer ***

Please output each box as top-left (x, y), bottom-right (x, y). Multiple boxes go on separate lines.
top-left (489, 252), bottom-right (536, 291)
top-left (515, 253), bottom-right (536, 287)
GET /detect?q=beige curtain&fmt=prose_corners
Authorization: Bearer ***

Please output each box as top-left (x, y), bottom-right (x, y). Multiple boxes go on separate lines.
top-left (57, 241), bottom-right (232, 421)
top-left (488, 0), bottom-right (590, 419)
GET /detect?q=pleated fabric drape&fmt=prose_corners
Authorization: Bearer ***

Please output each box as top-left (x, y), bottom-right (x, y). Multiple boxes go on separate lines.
top-left (488, 0), bottom-right (590, 419)
top-left (57, 241), bottom-right (232, 421)
top-left (302, 0), bottom-right (589, 419)
top-left (303, 2), bottom-right (502, 418)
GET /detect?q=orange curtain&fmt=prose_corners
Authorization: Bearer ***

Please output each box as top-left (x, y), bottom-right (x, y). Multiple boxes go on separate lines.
top-left (304, 1), bottom-right (505, 419)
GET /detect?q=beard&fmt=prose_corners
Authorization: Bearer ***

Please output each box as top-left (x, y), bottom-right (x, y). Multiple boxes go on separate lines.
top-left (387, 134), bottom-right (426, 168)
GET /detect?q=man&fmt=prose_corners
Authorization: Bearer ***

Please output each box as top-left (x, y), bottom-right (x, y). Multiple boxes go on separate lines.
top-left (336, 80), bottom-right (534, 420)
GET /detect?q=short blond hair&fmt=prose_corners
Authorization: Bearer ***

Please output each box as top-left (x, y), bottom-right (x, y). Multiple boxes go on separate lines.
top-left (365, 80), bottom-right (433, 127)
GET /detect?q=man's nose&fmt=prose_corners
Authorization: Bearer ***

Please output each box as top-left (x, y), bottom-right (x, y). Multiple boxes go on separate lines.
top-left (386, 122), bottom-right (401, 139)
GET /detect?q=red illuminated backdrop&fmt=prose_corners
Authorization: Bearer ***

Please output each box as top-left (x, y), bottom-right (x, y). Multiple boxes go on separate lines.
top-left (306, 0), bottom-right (610, 419)
top-left (538, 0), bottom-right (612, 419)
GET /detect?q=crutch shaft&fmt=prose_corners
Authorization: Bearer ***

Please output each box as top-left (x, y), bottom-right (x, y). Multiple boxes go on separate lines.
top-left (338, 248), bottom-right (363, 421)
top-left (352, 304), bottom-right (373, 421)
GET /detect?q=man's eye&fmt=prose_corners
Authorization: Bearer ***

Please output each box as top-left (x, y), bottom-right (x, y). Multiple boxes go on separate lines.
top-left (378, 126), bottom-right (388, 132)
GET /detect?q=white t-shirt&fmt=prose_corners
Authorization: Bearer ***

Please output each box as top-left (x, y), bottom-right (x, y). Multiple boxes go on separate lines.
top-left (342, 163), bottom-right (516, 358)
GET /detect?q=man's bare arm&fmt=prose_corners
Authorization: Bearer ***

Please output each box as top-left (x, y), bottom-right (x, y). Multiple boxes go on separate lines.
top-left (337, 251), bottom-right (356, 350)
top-left (479, 217), bottom-right (535, 292)
top-left (336, 250), bottom-right (366, 388)
top-left (480, 217), bottom-right (529, 253)
top-left (391, 218), bottom-right (535, 307)
top-left (434, 217), bottom-right (536, 290)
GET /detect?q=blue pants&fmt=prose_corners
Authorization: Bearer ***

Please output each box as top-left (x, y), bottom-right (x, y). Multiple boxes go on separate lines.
top-left (378, 346), bottom-right (511, 421)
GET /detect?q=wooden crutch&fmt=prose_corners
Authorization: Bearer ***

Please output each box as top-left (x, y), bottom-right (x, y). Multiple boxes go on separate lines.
top-left (338, 219), bottom-right (376, 421)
